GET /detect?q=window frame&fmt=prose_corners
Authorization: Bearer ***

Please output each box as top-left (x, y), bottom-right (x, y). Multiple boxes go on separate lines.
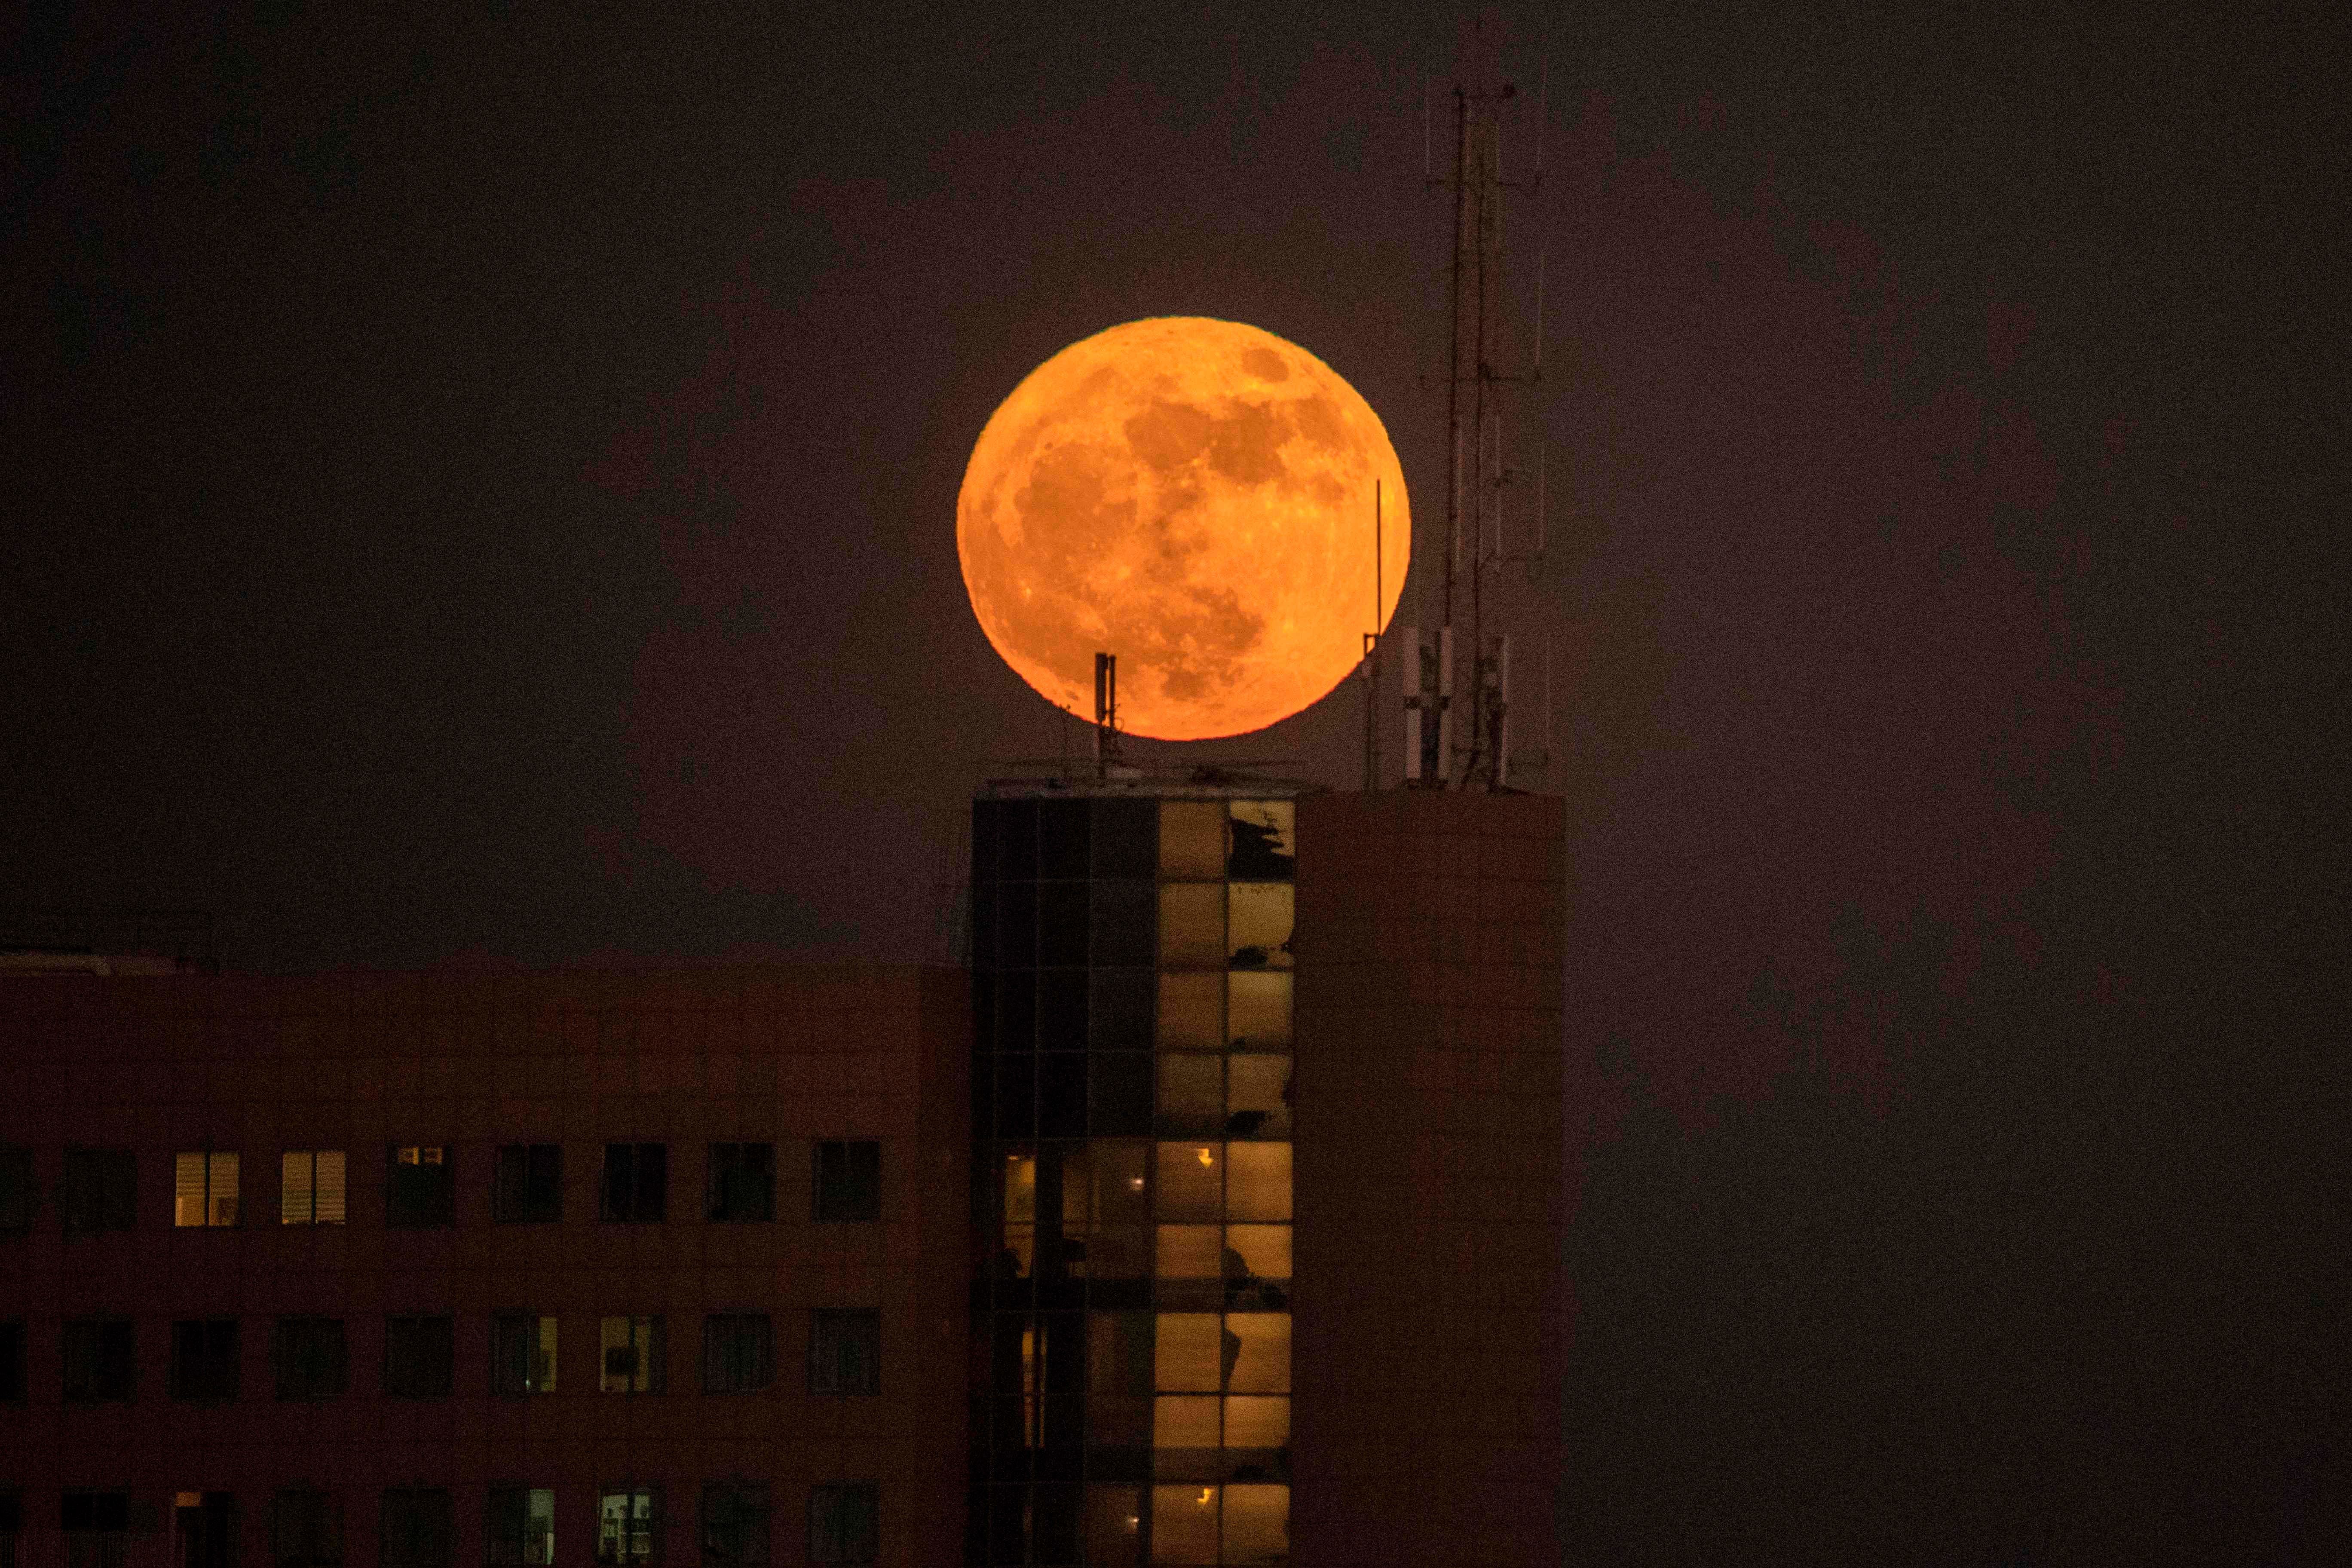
top-left (705, 1143), bottom-right (775, 1224)
top-left (386, 1145), bottom-right (453, 1229)
top-left (61, 1148), bottom-right (136, 1233)
top-left (812, 1141), bottom-right (880, 1224)
top-left (0, 1143), bottom-right (32, 1231)
top-left (700, 1314), bottom-right (775, 1396)
top-left (491, 1144), bottom-right (563, 1225)
top-left (806, 1484), bottom-right (877, 1568)
top-left (697, 1482), bottom-right (769, 1568)
top-left (273, 1316), bottom-right (349, 1402)
top-left (595, 1487), bottom-right (661, 1568)
top-left (61, 1316), bottom-right (136, 1403)
top-left (491, 1313), bottom-right (559, 1397)
top-left (484, 1488), bottom-right (555, 1568)
top-left (382, 1315), bottom-right (455, 1400)
top-left (378, 1489), bottom-right (452, 1568)
top-left (808, 1310), bottom-right (880, 1397)
top-left (174, 1149), bottom-right (242, 1228)
top-left (598, 1316), bottom-right (665, 1395)
top-left (599, 1143), bottom-right (668, 1224)
top-left (280, 1150), bottom-right (348, 1226)
top-left (169, 1317), bottom-right (242, 1404)
top-left (272, 1488), bottom-right (344, 1568)
top-left (0, 1318), bottom-right (25, 1406)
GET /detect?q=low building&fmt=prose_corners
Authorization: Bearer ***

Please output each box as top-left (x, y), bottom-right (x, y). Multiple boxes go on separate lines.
top-left (0, 965), bottom-right (970, 1568)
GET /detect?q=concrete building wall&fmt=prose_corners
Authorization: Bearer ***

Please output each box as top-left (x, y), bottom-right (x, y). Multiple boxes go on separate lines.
top-left (0, 964), bottom-right (968, 1568)
top-left (1291, 791), bottom-right (1565, 1568)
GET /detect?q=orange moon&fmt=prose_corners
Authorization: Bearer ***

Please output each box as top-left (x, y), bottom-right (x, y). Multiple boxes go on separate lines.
top-left (958, 317), bottom-right (1409, 740)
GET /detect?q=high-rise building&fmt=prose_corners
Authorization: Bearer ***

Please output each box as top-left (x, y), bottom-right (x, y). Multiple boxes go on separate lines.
top-left (964, 778), bottom-right (1563, 1567)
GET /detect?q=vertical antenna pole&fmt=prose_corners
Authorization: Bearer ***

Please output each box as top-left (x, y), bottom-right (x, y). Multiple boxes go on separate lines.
top-left (1365, 480), bottom-right (1383, 793)
top-left (1093, 652), bottom-right (1119, 777)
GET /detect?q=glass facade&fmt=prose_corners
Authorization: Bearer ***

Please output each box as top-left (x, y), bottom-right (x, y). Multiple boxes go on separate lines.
top-left (971, 788), bottom-right (1297, 1567)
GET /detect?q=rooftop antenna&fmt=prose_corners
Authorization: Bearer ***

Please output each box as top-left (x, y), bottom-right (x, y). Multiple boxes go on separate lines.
top-left (1093, 652), bottom-right (1123, 779)
top-left (1363, 480), bottom-right (1384, 791)
top-left (1412, 11), bottom-right (1548, 792)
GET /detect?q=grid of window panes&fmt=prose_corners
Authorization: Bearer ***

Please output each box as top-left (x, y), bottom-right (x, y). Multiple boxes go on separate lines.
top-left (971, 790), bottom-right (1294, 1567)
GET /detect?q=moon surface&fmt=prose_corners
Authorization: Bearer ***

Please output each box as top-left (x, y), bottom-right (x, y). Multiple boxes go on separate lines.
top-left (958, 317), bottom-right (1410, 740)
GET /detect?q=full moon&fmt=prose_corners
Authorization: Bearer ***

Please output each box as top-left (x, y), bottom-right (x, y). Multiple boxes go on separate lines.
top-left (958, 317), bottom-right (1409, 740)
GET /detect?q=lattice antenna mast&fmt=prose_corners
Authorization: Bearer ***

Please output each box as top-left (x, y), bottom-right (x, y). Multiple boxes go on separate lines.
top-left (1408, 16), bottom-right (1547, 791)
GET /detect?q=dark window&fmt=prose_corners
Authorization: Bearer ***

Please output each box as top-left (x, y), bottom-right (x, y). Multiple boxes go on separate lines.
top-left (698, 1483), bottom-right (768, 1568)
top-left (172, 1318), bottom-right (241, 1403)
top-left (491, 1315), bottom-right (557, 1396)
top-left (61, 1148), bottom-right (135, 1233)
top-left (386, 1146), bottom-right (453, 1228)
top-left (706, 1144), bottom-right (774, 1222)
top-left (600, 1144), bottom-right (667, 1223)
top-left (484, 1489), bottom-right (554, 1568)
top-left (1, 1488), bottom-right (21, 1568)
top-left (62, 1317), bottom-right (135, 1402)
top-left (63, 1492), bottom-right (129, 1568)
top-left (378, 1491), bottom-right (450, 1568)
top-left (0, 1144), bottom-right (32, 1229)
top-left (491, 1145), bottom-right (562, 1224)
top-left (176, 1493), bottom-right (238, 1568)
top-left (701, 1315), bottom-right (772, 1394)
top-left (596, 1488), bottom-right (658, 1566)
top-left (0, 1320), bottom-right (24, 1404)
top-left (273, 1491), bottom-right (342, 1568)
top-left (812, 1142), bottom-right (879, 1223)
top-left (383, 1317), bottom-right (453, 1399)
top-left (807, 1485), bottom-right (876, 1567)
top-left (808, 1311), bottom-right (879, 1397)
top-left (274, 1318), bottom-right (348, 1401)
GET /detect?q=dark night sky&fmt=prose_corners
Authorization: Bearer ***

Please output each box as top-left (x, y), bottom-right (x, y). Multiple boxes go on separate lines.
top-left (4, 3), bottom-right (2341, 1559)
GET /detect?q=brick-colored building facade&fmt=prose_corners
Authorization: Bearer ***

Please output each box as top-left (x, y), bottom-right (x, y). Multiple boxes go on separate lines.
top-left (0, 965), bottom-right (969, 1568)
top-left (3, 786), bottom-right (1563, 1568)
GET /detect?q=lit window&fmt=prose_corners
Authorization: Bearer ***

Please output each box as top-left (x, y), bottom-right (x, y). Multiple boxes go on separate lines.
top-left (1226, 799), bottom-right (1293, 879)
top-left (1225, 882), bottom-right (1293, 970)
top-left (1149, 1485), bottom-right (1218, 1565)
top-left (1158, 800), bottom-right (1226, 879)
top-left (596, 1487), bottom-right (659, 1566)
top-left (1221, 1484), bottom-right (1289, 1563)
top-left (599, 1317), bottom-right (664, 1394)
top-left (175, 1151), bottom-right (239, 1227)
top-left (1157, 884), bottom-right (1225, 969)
top-left (175, 1492), bottom-right (236, 1568)
top-left (491, 1314), bottom-right (557, 1396)
top-left (280, 1151), bottom-right (346, 1225)
top-left (486, 1488), bottom-right (554, 1568)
